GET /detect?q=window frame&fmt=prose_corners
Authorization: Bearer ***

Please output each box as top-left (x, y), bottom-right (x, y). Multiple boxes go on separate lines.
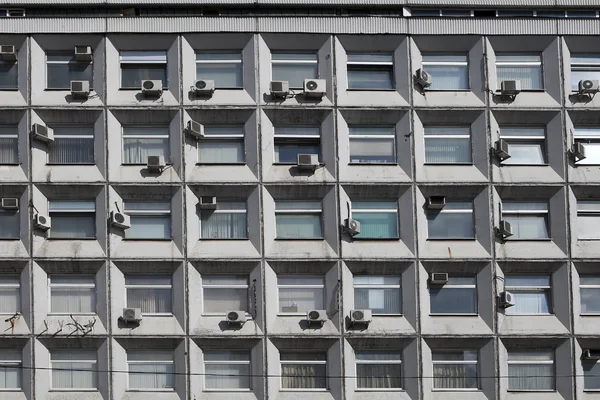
top-left (199, 200), bottom-right (248, 240)
top-left (274, 200), bottom-right (323, 240)
top-left (45, 50), bottom-right (93, 90)
top-left (354, 350), bottom-right (403, 391)
top-left (507, 349), bottom-right (555, 392)
top-left (577, 200), bottom-right (600, 240)
top-left (0, 206), bottom-right (19, 240)
top-left (126, 350), bottom-right (175, 391)
top-left (579, 275), bottom-right (600, 315)
top-left (421, 53), bottom-right (469, 91)
top-left (426, 200), bottom-right (475, 240)
top-left (202, 350), bottom-right (252, 391)
top-left (48, 275), bottom-right (96, 315)
top-left (197, 125), bottom-right (245, 165)
top-left (570, 54), bottom-right (600, 92)
top-left (495, 53), bottom-right (544, 91)
top-left (273, 126), bottom-right (321, 165)
top-left (277, 275), bottom-right (325, 315)
top-left (429, 275), bottom-right (478, 315)
top-left (424, 126), bottom-right (472, 165)
top-left (271, 52), bottom-right (318, 89)
top-left (346, 52), bottom-right (394, 91)
top-left (0, 348), bottom-right (21, 390)
top-left (0, 125), bottom-right (18, 165)
top-left (584, 355), bottom-right (600, 391)
top-left (0, 275), bottom-right (20, 315)
top-left (501, 201), bottom-right (550, 240)
top-left (499, 126), bottom-right (547, 166)
top-left (574, 128), bottom-right (600, 166)
top-left (195, 51), bottom-right (243, 89)
top-left (348, 125), bottom-right (396, 165)
top-left (431, 349), bottom-right (479, 391)
top-left (350, 200), bottom-right (399, 240)
top-left (47, 199), bottom-right (96, 240)
top-left (119, 51), bottom-right (168, 90)
top-left (123, 201), bottom-right (172, 240)
top-left (121, 125), bottom-right (170, 166)
top-left (201, 275), bottom-right (249, 316)
top-left (280, 352), bottom-right (328, 391)
top-left (353, 275), bottom-right (402, 316)
top-left (47, 125), bottom-right (95, 165)
top-left (0, 58), bottom-right (18, 90)
top-left (505, 275), bottom-right (553, 315)
top-left (125, 275), bottom-right (173, 316)
top-left (49, 349), bottom-right (98, 391)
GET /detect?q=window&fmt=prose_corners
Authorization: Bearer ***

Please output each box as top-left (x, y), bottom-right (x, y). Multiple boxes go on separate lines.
top-left (124, 201), bottom-right (171, 240)
top-left (422, 54), bottom-right (469, 90)
top-left (46, 51), bottom-right (93, 90)
top-left (347, 53), bottom-right (394, 90)
top-left (48, 125), bottom-right (94, 165)
top-left (196, 52), bottom-right (243, 89)
top-left (430, 276), bottom-right (477, 314)
top-left (202, 275), bottom-right (248, 314)
top-left (275, 200), bottom-right (322, 239)
top-left (354, 276), bottom-right (401, 315)
top-left (278, 275), bottom-right (324, 314)
top-left (349, 126), bottom-right (395, 164)
top-left (0, 349), bottom-right (21, 389)
top-left (0, 125), bottom-right (18, 164)
top-left (51, 350), bottom-right (97, 390)
top-left (499, 127), bottom-right (546, 165)
top-left (356, 351), bottom-right (402, 390)
top-left (507, 350), bottom-right (554, 391)
top-left (584, 356), bottom-right (600, 391)
top-left (200, 201), bottom-right (247, 239)
top-left (0, 276), bottom-right (19, 314)
top-left (496, 54), bottom-right (543, 90)
top-left (48, 200), bottom-right (96, 239)
top-left (574, 128), bottom-right (600, 165)
top-left (351, 201), bottom-right (398, 239)
top-left (274, 126), bottom-right (321, 164)
top-left (424, 126), bottom-right (472, 164)
top-left (0, 58), bottom-right (17, 89)
top-left (501, 201), bottom-right (549, 239)
top-left (49, 275), bottom-right (95, 314)
top-left (505, 275), bottom-right (552, 314)
top-left (271, 53), bottom-right (318, 89)
top-left (427, 200), bottom-right (474, 239)
top-left (0, 203), bottom-right (19, 239)
top-left (280, 352), bottom-right (326, 390)
top-left (432, 350), bottom-right (478, 390)
top-left (204, 351), bottom-right (251, 390)
top-left (126, 276), bottom-right (172, 315)
top-left (571, 54), bottom-right (600, 91)
top-left (578, 201), bottom-right (600, 239)
top-left (120, 51), bottom-right (167, 89)
top-left (122, 126), bottom-right (169, 165)
top-left (128, 351), bottom-right (174, 390)
top-left (580, 275), bottom-right (600, 314)
top-left (198, 125), bottom-right (244, 164)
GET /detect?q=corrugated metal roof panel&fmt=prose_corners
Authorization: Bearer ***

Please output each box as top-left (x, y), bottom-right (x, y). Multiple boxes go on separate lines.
top-left (408, 0), bottom-right (555, 5)
top-left (409, 18), bottom-right (557, 35)
top-left (107, 17), bottom-right (255, 32)
top-left (559, 20), bottom-right (600, 35)
top-left (258, 17), bottom-right (407, 33)
top-left (0, 18), bottom-right (106, 33)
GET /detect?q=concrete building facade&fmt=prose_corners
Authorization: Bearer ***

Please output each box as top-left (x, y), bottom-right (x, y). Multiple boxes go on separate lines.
top-left (0, 1), bottom-right (600, 399)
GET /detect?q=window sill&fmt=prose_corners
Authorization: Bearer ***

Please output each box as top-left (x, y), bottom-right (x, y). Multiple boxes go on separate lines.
top-left (121, 163), bottom-right (173, 166)
top-left (0, 163), bottom-right (20, 166)
top-left (0, 238), bottom-right (20, 241)
top-left (127, 389), bottom-right (175, 392)
top-left (274, 237), bottom-right (324, 241)
top-left (577, 238), bottom-right (600, 241)
top-left (423, 89), bottom-right (471, 92)
top-left (199, 238), bottom-right (249, 241)
top-left (0, 89), bottom-right (19, 91)
top-left (47, 237), bottom-right (97, 241)
top-left (123, 238), bottom-right (173, 241)
top-left (427, 238), bottom-right (477, 241)
top-left (46, 163), bottom-right (97, 166)
top-left (506, 313), bottom-right (555, 316)
top-left (356, 388), bottom-right (404, 392)
top-left (49, 389), bottom-right (99, 392)
top-left (504, 238), bottom-right (552, 242)
top-left (272, 163), bottom-right (323, 166)
top-left (202, 313), bottom-right (252, 318)
top-left (499, 163), bottom-right (549, 167)
top-left (494, 90), bottom-right (545, 94)
top-left (429, 313), bottom-right (479, 316)
top-left (580, 313), bottom-right (600, 316)
top-left (280, 389), bottom-right (328, 392)
top-left (424, 163), bottom-right (474, 166)
top-left (507, 390), bottom-right (556, 392)
top-left (348, 162), bottom-right (398, 166)
top-left (352, 237), bottom-right (400, 241)
top-left (49, 313), bottom-right (97, 316)
top-left (196, 163), bottom-right (247, 166)
top-left (45, 88), bottom-right (94, 91)
top-left (203, 389), bottom-right (252, 392)
top-left (140, 313), bottom-right (174, 317)
top-left (432, 388), bottom-right (481, 392)
top-left (120, 88), bottom-right (169, 91)
top-left (278, 313), bottom-right (309, 317)
top-left (372, 314), bottom-right (403, 317)
top-left (346, 89), bottom-right (396, 92)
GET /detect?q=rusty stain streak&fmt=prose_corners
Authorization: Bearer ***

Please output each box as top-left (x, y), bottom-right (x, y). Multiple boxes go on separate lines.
top-left (448, 247), bottom-right (452, 259)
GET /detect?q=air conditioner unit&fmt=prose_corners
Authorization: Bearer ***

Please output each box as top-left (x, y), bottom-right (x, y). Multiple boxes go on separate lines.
top-left (226, 310), bottom-right (246, 324)
top-left (583, 349), bottom-right (600, 360)
top-left (499, 291), bottom-right (515, 308)
top-left (146, 155), bottom-right (165, 173)
top-left (578, 79), bottom-right (599, 95)
top-left (74, 45), bottom-right (92, 61)
top-left (187, 120), bottom-right (204, 139)
top-left (573, 142), bottom-right (587, 161)
top-left (303, 78), bottom-right (326, 98)
top-left (429, 272), bottom-right (448, 286)
top-left (141, 80), bottom-right (163, 96)
top-left (122, 308), bottom-right (142, 322)
top-left (1, 198), bottom-right (18, 210)
top-left (415, 68), bottom-right (432, 88)
top-left (193, 79), bottom-right (215, 95)
top-left (0, 45), bottom-right (16, 61)
top-left (70, 80), bottom-right (90, 98)
top-left (497, 220), bottom-right (513, 239)
top-left (344, 218), bottom-right (361, 236)
top-left (31, 123), bottom-right (54, 143)
top-left (349, 309), bottom-right (372, 325)
top-left (306, 310), bottom-right (327, 324)
top-left (270, 80), bottom-right (289, 97)
top-left (494, 139), bottom-right (511, 161)
top-left (110, 211), bottom-right (131, 230)
top-left (198, 196), bottom-right (217, 210)
top-left (500, 80), bottom-right (521, 96)
top-left (427, 196), bottom-right (446, 210)
top-left (297, 153), bottom-right (319, 171)
top-left (34, 213), bottom-right (51, 231)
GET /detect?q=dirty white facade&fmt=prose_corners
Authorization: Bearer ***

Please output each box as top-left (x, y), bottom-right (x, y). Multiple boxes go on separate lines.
top-left (1, 0), bottom-right (600, 399)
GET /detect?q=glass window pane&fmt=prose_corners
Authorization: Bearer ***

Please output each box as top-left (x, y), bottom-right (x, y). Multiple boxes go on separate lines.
top-left (0, 62), bottom-right (18, 89)
top-left (205, 363), bottom-right (250, 389)
top-left (47, 63), bottom-right (93, 90)
top-left (272, 64), bottom-right (317, 89)
top-left (199, 140), bottom-right (244, 164)
top-left (503, 142), bottom-right (546, 164)
top-left (497, 65), bottom-right (543, 90)
top-left (357, 363), bottom-right (402, 389)
top-left (581, 288), bottom-right (600, 313)
top-left (349, 137), bottom-right (395, 164)
top-left (127, 287), bottom-right (171, 314)
top-left (0, 348), bottom-right (21, 389)
top-left (348, 54), bottom-right (393, 63)
top-left (279, 287), bottom-right (323, 313)
top-left (571, 70), bottom-right (600, 91)
top-left (581, 275), bottom-right (600, 285)
top-left (126, 216), bottom-right (171, 239)
top-left (128, 362), bottom-right (174, 389)
top-left (425, 137), bottom-right (471, 163)
top-left (348, 68), bottom-right (393, 90)
top-left (49, 215), bottom-right (95, 239)
top-left (578, 214), bottom-right (600, 239)
top-left (203, 288), bottom-right (248, 313)
top-left (0, 131), bottom-right (18, 164)
top-left (507, 292), bottom-right (551, 314)
top-left (123, 137), bottom-right (169, 164)
top-left (51, 287), bottom-right (95, 313)
top-left (430, 287), bottom-right (477, 313)
top-left (355, 287), bottom-right (401, 314)
top-left (281, 363), bottom-right (326, 389)
top-left (503, 215), bottom-right (549, 239)
top-left (352, 211), bottom-right (398, 239)
top-left (121, 65), bottom-right (167, 89)
top-left (201, 210), bottom-right (247, 239)
top-left (275, 201), bottom-right (321, 211)
top-left (48, 126), bottom-right (94, 165)
top-left (278, 275), bottom-right (323, 286)
top-left (276, 214), bottom-right (322, 239)
top-left (584, 361), bottom-right (600, 390)
top-left (508, 363), bottom-right (554, 390)
top-left (0, 210), bottom-right (19, 239)
top-left (505, 276), bottom-right (550, 286)
top-left (423, 64), bottom-right (469, 90)
top-left (196, 52), bottom-right (243, 88)
top-left (427, 212), bottom-right (474, 239)
top-left (274, 142), bottom-right (320, 163)
top-left (433, 363), bottom-right (478, 389)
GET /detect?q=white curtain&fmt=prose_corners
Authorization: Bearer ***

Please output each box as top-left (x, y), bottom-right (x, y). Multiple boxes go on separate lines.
top-left (281, 364), bottom-right (326, 389)
top-left (129, 362), bottom-right (174, 389)
top-left (196, 52), bottom-right (243, 88)
top-left (51, 351), bottom-right (97, 389)
top-left (276, 214), bottom-right (322, 238)
top-left (127, 288), bottom-right (172, 314)
top-left (0, 286), bottom-right (19, 314)
top-left (504, 215), bottom-right (549, 239)
top-left (508, 292), bottom-right (550, 314)
top-left (0, 137), bottom-right (17, 164)
top-left (433, 364), bottom-right (478, 389)
top-left (352, 212), bottom-right (398, 238)
top-left (279, 287), bottom-right (323, 312)
top-left (201, 212), bottom-right (247, 239)
top-left (355, 288), bottom-right (401, 314)
top-left (426, 65), bottom-right (469, 90)
top-left (51, 287), bottom-right (95, 313)
top-left (123, 137), bottom-right (169, 164)
top-left (205, 363), bottom-right (250, 389)
top-left (0, 349), bottom-right (21, 389)
top-left (49, 137), bottom-right (94, 164)
top-left (199, 140), bottom-right (244, 164)
top-left (357, 364), bottom-right (402, 389)
top-left (508, 364), bottom-right (554, 390)
top-left (349, 137), bottom-right (395, 163)
top-left (203, 288), bottom-right (247, 313)
top-left (497, 66), bottom-right (543, 90)
top-left (425, 137), bottom-right (471, 163)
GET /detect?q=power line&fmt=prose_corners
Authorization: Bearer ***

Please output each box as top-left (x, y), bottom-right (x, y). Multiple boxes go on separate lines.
top-left (0, 364), bottom-right (598, 380)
